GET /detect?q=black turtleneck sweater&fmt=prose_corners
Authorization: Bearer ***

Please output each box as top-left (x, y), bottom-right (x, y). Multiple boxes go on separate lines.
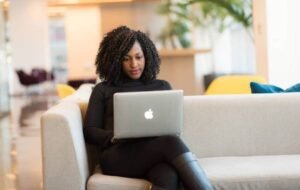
top-left (83, 79), bottom-right (172, 149)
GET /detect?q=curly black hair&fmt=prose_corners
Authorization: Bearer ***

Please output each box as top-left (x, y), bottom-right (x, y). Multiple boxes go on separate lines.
top-left (95, 26), bottom-right (160, 85)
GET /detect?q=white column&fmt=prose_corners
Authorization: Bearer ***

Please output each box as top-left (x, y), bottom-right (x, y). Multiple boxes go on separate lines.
top-left (254, 0), bottom-right (300, 88)
top-left (266, 0), bottom-right (300, 88)
top-left (0, 4), bottom-right (9, 111)
top-left (253, 0), bottom-right (268, 80)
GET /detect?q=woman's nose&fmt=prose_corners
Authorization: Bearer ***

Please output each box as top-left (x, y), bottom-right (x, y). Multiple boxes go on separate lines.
top-left (130, 59), bottom-right (138, 68)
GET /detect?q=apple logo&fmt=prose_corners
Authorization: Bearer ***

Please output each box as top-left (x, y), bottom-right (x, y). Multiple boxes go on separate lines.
top-left (144, 109), bottom-right (154, 120)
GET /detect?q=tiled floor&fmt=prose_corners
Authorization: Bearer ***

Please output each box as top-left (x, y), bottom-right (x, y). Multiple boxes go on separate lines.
top-left (0, 92), bottom-right (58, 190)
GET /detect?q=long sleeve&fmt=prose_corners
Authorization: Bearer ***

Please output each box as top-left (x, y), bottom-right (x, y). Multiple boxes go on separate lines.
top-left (83, 85), bottom-right (113, 148)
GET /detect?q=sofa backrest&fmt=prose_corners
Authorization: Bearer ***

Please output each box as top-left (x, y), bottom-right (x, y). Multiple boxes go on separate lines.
top-left (68, 85), bottom-right (300, 158)
top-left (182, 93), bottom-right (300, 158)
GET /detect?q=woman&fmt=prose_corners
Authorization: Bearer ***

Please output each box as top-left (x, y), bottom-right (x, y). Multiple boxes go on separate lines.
top-left (84, 26), bottom-right (212, 190)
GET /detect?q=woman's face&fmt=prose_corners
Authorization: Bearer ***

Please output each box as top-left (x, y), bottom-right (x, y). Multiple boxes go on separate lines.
top-left (122, 41), bottom-right (145, 80)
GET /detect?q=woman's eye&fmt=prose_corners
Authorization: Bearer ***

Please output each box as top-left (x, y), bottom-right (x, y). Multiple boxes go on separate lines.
top-left (123, 57), bottom-right (129, 61)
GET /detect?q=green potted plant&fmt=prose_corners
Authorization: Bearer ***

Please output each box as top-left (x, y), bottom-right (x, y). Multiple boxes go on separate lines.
top-left (157, 0), bottom-right (253, 49)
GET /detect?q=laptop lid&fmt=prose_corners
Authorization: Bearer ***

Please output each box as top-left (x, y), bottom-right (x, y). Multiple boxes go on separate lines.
top-left (113, 90), bottom-right (183, 139)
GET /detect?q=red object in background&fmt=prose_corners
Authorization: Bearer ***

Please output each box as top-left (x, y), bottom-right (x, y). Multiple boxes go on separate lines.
top-left (67, 78), bottom-right (96, 89)
top-left (16, 68), bottom-right (54, 87)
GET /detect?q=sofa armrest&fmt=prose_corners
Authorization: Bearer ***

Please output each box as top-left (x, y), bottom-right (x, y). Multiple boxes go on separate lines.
top-left (41, 102), bottom-right (89, 190)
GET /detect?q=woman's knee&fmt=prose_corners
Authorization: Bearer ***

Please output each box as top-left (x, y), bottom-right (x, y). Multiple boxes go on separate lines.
top-left (155, 135), bottom-right (189, 158)
top-left (157, 135), bottom-right (182, 146)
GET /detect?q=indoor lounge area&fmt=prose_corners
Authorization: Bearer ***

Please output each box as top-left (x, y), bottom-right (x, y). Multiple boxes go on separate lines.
top-left (1, 0), bottom-right (300, 190)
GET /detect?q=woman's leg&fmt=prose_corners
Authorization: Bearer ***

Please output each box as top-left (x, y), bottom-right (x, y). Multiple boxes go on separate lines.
top-left (172, 152), bottom-right (213, 190)
top-left (146, 163), bottom-right (179, 190)
top-left (100, 135), bottom-right (212, 190)
top-left (99, 136), bottom-right (188, 177)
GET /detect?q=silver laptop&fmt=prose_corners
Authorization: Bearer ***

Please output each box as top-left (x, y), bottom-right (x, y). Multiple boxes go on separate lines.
top-left (113, 90), bottom-right (183, 139)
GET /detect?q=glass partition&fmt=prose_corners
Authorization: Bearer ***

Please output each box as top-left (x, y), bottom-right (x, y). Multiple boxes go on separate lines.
top-left (0, 0), bottom-right (9, 114)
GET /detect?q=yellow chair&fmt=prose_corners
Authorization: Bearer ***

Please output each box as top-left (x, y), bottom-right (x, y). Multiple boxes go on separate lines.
top-left (56, 84), bottom-right (76, 99)
top-left (205, 75), bottom-right (267, 95)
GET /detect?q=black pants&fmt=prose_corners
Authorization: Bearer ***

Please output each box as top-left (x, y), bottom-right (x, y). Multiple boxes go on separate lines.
top-left (100, 135), bottom-right (189, 189)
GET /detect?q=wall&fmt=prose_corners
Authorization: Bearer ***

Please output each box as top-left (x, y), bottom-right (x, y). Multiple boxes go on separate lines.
top-left (64, 6), bottom-right (100, 80)
top-left (9, 0), bottom-right (50, 94)
top-left (254, 0), bottom-right (300, 88)
top-left (266, 0), bottom-right (300, 87)
top-left (100, 1), bottom-right (165, 46)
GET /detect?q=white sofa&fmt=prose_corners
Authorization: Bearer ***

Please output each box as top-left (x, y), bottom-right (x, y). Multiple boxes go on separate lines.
top-left (41, 85), bottom-right (300, 190)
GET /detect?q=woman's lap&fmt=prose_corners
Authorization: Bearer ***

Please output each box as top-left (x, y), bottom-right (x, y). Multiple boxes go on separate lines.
top-left (99, 135), bottom-right (188, 178)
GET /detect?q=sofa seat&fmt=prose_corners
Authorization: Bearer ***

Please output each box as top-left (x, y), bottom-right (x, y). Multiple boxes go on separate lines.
top-left (87, 173), bottom-right (151, 190)
top-left (201, 154), bottom-right (300, 190)
top-left (87, 154), bottom-right (300, 190)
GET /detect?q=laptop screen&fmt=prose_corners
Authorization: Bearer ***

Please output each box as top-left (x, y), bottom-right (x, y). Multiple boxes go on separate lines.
top-left (113, 90), bottom-right (183, 139)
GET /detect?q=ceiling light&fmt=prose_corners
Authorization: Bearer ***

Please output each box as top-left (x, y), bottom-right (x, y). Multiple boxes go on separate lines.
top-left (49, 0), bottom-right (133, 6)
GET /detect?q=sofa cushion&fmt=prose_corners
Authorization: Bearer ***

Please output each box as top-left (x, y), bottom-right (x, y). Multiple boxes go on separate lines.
top-left (201, 154), bottom-right (300, 190)
top-left (88, 155), bottom-right (300, 190)
top-left (285, 83), bottom-right (300, 92)
top-left (250, 82), bottom-right (300, 93)
top-left (250, 82), bottom-right (284, 93)
top-left (87, 172), bottom-right (151, 190)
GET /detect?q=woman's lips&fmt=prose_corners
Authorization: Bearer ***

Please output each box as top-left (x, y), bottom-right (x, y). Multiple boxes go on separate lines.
top-left (130, 69), bottom-right (140, 75)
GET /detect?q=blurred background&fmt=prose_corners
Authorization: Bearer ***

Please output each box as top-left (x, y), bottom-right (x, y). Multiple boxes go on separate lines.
top-left (1, 0), bottom-right (300, 189)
